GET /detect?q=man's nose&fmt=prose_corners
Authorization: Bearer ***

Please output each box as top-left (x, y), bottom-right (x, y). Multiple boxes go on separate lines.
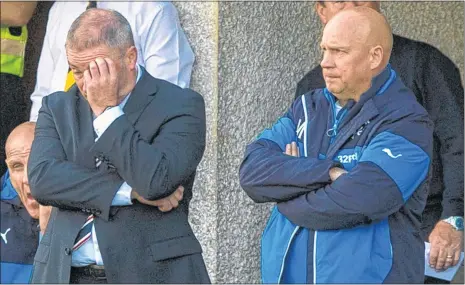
top-left (23, 164), bottom-right (29, 185)
top-left (320, 52), bottom-right (333, 69)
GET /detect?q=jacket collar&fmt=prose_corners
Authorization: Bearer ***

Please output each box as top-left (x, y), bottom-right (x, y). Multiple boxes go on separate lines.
top-left (1, 171), bottom-right (22, 207)
top-left (123, 66), bottom-right (159, 119)
top-left (335, 64), bottom-right (396, 129)
top-left (323, 65), bottom-right (397, 157)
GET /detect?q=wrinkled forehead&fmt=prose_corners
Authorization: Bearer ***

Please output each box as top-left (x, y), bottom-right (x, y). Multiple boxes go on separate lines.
top-left (66, 45), bottom-right (122, 69)
top-left (6, 145), bottom-right (31, 163)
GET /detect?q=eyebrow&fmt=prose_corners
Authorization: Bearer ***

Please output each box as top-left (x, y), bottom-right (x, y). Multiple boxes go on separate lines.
top-left (320, 43), bottom-right (350, 51)
top-left (68, 62), bottom-right (82, 71)
top-left (5, 159), bottom-right (23, 166)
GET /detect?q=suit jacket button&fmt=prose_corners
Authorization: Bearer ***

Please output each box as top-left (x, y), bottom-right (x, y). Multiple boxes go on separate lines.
top-left (65, 248), bottom-right (71, 255)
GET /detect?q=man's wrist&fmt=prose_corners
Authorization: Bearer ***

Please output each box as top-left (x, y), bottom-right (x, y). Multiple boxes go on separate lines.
top-left (442, 216), bottom-right (464, 231)
top-left (130, 189), bottom-right (138, 201)
top-left (93, 105), bottom-right (124, 139)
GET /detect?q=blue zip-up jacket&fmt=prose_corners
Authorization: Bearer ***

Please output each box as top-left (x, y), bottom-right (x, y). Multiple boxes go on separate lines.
top-left (239, 66), bottom-right (433, 284)
top-left (1, 171), bottom-right (39, 284)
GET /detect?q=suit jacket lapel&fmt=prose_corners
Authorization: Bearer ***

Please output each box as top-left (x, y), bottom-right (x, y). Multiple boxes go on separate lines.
top-left (72, 86), bottom-right (98, 169)
top-left (123, 67), bottom-right (159, 124)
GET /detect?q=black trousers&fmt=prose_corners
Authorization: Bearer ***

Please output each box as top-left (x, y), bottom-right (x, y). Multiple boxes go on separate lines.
top-left (0, 73), bottom-right (28, 175)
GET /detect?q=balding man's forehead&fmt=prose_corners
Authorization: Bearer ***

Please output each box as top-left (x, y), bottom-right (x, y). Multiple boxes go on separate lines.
top-left (325, 6), bottom-right (391, 48)
top-left (5, 123), bottom-right (35, 154)
top-left (323, 18), bottom-right (365, 45)
top-left (6, 147), bottom-right (31, 161)
top-left (5, 137), bottom-right (33, 159)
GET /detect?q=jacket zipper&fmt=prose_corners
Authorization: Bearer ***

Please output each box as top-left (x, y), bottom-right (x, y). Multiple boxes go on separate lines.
top-left (313, 90), bottom-right (348, 284)
top-left (313, 231), bottom-right (318, 284)
top-left (313, 68), bottom-right (396, 283)
top-left (324, 90), bottom-right (348, 145)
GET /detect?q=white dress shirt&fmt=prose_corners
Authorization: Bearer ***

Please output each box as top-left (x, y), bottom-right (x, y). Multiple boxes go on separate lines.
top-left (72, 65), bottom-right (142, 267)
top-left (30, 1), bottom-right (195, 122)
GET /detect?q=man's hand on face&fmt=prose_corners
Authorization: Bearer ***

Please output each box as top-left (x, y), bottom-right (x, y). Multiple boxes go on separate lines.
top-left (329, 167), bottom-right (348, 182)
top-left (39, 205), bottom-right (52, 235)
top-left (84, 57), bottom-right (119, 117)
top-left (284, 142), bottom-right (300, 157)
top-left (131, 186), bottom-right (184, 212)
top-left (428, 221), bottom-right (463, 271)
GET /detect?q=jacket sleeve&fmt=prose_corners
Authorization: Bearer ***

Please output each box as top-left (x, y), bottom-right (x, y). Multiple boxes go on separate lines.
top-left (90, 91), bottom-right (206, 201)
top-left (419, 45), bottom-right (464, 219)
top-left (277, 111), bottom-right (434, 230)
top-left (239, 104), bottom-right (341, 203)
top-left (28, 96), bottom-right (124, 221)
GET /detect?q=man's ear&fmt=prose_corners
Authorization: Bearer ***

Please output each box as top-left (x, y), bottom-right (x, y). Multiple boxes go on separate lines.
top-left (315, 2), bottom-right (329, 25)
top-left (125, 46), bottom-right (138, 70)
top-left (369, 45), bottom-right (384, 71)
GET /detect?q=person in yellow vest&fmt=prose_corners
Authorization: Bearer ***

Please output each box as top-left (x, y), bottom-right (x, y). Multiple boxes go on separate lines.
top-left (0, 1), bottom-right (37, 176)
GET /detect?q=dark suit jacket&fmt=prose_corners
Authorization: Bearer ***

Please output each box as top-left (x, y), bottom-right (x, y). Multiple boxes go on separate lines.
top-left (295, 34), bottom-right (464, 236)
top-left (28, 68), bottom-right (209, 283)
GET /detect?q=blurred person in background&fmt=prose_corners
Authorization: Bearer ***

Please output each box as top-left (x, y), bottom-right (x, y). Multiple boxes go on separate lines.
top-left (0, 1), bottom-right (37, 177)
top-left (0, 122), bottom-right (52, 283)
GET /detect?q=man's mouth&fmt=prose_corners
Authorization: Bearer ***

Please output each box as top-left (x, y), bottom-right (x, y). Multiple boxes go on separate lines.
top-left (324, 74), bottom-right (338, 79)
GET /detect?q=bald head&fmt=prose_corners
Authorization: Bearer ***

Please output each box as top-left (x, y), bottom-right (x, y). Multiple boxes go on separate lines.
top-left (326, 6), bottom-right (392, 69)
top-left (319, 6), bottom-right (393, 104)
top-left (5, 122), bottom-right (35, 157)
top-left (65, 8), bottom-right (135, 53)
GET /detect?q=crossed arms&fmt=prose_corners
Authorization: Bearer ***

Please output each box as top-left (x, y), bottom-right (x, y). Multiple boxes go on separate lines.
top-left (28, 93), bottom-right (206, 221)
top-left (239, 107), bottom-right (433, 231)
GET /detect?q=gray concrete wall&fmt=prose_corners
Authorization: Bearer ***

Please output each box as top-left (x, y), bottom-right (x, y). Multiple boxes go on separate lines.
top-left (174, 1), bottom-right (464, 283)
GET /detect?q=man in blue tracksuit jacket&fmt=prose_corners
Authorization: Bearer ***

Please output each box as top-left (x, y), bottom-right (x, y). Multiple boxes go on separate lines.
top-left (1, 122), bottom-right (41, 283)
top-left (239, 7), bottom-right (433, 284)
top-left (1, 171), bottom-right (39, 284)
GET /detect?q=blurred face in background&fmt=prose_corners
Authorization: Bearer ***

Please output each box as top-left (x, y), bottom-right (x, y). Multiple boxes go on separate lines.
top-left (5, 123), bottom-right (39, 219)
top-left (315, 1), bottom-right (381, 25)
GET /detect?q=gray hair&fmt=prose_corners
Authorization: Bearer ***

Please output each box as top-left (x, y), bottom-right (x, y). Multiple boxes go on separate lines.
top-left (66, 8), bottom-right (135, 54)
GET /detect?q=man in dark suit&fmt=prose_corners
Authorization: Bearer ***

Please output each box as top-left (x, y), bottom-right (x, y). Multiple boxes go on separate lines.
top-left (295, 2), bottom-right (463, 283)
top-left (27, 8), bottom-right (210, 284)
